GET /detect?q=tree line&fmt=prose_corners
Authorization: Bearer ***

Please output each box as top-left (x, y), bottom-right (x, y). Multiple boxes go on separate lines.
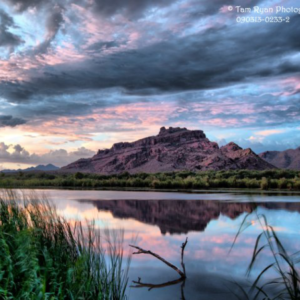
top-left (1, 169), bottom-right (300, 190)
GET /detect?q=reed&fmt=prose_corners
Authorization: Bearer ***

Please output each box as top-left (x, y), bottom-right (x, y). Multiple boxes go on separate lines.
top-left (231, 210), bottom-right (300, 300)
top-left (0, 190), bottom-right (130, 300)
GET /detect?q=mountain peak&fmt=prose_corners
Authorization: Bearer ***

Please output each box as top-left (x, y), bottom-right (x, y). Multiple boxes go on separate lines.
top-left (221, 142), bottom-right (242, 152)
top-left (158, 126), bottom-right (188, 136)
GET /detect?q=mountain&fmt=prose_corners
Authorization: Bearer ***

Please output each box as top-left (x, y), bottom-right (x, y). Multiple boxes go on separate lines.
top-left (1, 164), bottom-right (59, 173)
top-left (62, 126), bottom-right (275, 174)
top-left (259, 147), bottom-right (300, 170)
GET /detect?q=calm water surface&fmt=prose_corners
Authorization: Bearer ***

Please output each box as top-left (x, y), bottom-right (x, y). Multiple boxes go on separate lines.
top-left (23, 190), bottom-right (300, 299)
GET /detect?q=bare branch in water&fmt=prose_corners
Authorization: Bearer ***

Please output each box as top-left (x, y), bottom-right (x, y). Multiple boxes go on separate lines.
top-left (181, 237), bottom-right (188, 276)
top-left (131, 277), bottom-right (185, 291)
top-left (130, 238), bottom-right (188, 278)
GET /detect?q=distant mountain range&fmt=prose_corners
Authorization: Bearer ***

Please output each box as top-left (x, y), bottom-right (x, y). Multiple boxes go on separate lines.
top-left (62, 126), bottom-right (275, 174)
top-left (1, 164), bottom-right (59, 173)
top-left (2, 128), bottom-right (300, 174)
top-left (259, 147), bottom-right (300, 170)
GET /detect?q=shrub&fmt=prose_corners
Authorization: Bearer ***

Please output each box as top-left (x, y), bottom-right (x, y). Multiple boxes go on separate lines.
top-left (260, 177), bottom-right (269, 190)
top-left (278, 178), bottom-right (288, 189)
top-left (293, 179), bottom-right (300, 190)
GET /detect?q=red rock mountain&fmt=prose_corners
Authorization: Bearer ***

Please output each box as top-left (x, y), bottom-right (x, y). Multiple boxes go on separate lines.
top-left (259, 147), bottom-right (300, 170)
top-left (62, 127), bottom-right (275, 174)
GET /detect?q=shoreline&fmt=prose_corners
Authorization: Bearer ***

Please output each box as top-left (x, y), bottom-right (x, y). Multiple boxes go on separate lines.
top-left (1, 186), bottom-right (300, 195)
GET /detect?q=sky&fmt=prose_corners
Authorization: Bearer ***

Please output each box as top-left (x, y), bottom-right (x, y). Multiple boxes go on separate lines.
top-left (0, 0), bottom-right (300, 169)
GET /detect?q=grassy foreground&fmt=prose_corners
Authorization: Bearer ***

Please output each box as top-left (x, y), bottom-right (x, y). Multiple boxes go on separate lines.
top-left (0, 190), bottom-right (130, 300)
top-left (0, 169), bottom-right (300, 190)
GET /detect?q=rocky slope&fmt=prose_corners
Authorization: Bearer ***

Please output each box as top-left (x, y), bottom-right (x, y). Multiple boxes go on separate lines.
top-left (62, 127), bottom-right (275, 174)
top-left (260, 147), bottom-right (300, 170)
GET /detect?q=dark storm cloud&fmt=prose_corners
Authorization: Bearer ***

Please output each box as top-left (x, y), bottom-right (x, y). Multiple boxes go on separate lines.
top-left (90, 0), bottom-right (265, 20)
top-left (87, 40), bottom-right (125, 51)
top-left (93, 15), bottom-right (299, 90)
top-left (1, 0), bottom-right (300, 135)
top-left (33, 4), bottom-right (65, 53)
top-left (3, 0), bottom-right (175, 18)
top-left (0, 88), bottom-right (135, 125)
top-left (2, 0), bottom-right (264, 23)
top-left (2, 13), bottom-right (300, 103)
top-left (3, 0), bottom-right (262, 18)
top-left (0, 10), bottom-right (23, 50)
top-left (21, 97), bottom-right (98, 117)
top-left (45, 5), bottom-right (64, 41)
top-left (0, 80), bottom-right (35, 101)
top-left (89, 0), bottom-right (174, 19)
top-left (0, 115), bottom-right (27, 127)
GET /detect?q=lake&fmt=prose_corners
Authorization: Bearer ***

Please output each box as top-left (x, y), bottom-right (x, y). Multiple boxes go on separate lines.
top-left (18, 189), bottom-right (300, 299)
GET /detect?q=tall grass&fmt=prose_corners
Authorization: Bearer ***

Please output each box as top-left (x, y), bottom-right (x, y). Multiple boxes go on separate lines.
top-left (231, 211), bottom-right (300, 300)
top-left (0, 190), bottom-right (130, 300)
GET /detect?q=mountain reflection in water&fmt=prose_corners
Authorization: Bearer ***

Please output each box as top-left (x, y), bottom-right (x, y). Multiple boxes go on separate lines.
top-left (78, 199), bottom-right (300, 235)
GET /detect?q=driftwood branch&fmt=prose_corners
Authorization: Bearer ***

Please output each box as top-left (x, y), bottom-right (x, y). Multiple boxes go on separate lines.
top-left (130, 238), bottom-right (188, 279)
top-left (131, 276), bottom-right (185, 291)
top-left (181, 238), bottom-right (188, 276)
top-left (131, 277), bottom-right (186, 299)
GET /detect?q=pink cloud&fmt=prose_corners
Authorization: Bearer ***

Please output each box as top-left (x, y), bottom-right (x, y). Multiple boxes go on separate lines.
top-left (255, 129), bottom-right (286, 137)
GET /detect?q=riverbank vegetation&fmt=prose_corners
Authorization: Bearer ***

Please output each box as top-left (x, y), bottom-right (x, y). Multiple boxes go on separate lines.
top-left (0, 190), bottom-right (130, 300)
top-left (0, 169), bottom-right (300, 190)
